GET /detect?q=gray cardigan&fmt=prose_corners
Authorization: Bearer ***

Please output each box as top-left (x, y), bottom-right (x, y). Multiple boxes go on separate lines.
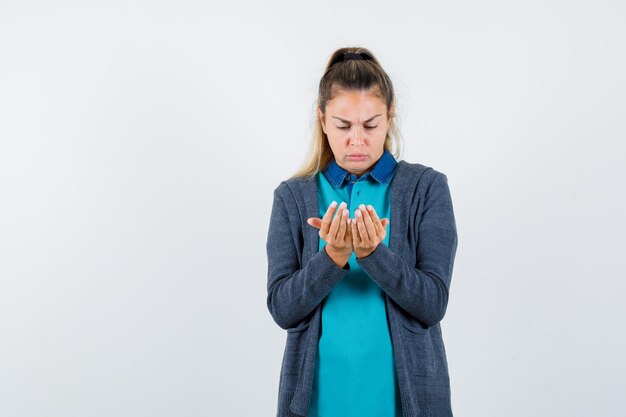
top-left (266, 160), bottom-right (458, 417)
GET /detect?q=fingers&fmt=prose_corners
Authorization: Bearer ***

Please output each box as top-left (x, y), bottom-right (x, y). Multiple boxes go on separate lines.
top-left (365, 204), bottom-right (386, 237)
top-left (350, 214), bottom-right (361, 245)
top-left (327, 202), bottom-right (347, 242)
top-left (337, 206), bottom-right (349, 243)
top-left (354, 204), bottom-right (388, 245)
top-left (356, 204), bottom-right (377, 243)
top-left (363, 204), bottom-right (378, 242)
top-left (320, 201), bottom-right (338, 236)
top-left (354, 206), bottom-right (370, 244)
top-left (317, 201), bottom-right (386, 250)
top-left (306, 217), bottom-right (322, 229)
top-left (309, 214), bottom-right (362, 233)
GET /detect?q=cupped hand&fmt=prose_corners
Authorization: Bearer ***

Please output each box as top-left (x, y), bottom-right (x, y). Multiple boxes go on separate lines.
top-left (351, 204), bottom-right (389, 259)
top-left (306, 201), bottom-right (352, 267)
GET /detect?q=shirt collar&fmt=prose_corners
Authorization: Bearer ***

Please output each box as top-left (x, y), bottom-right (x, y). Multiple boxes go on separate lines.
top-left (323, 149), bottom-right (398, 188)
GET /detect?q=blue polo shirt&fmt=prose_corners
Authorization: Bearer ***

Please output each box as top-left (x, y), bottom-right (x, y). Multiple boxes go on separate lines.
top-left (309, 149), bottom-right (402, 417)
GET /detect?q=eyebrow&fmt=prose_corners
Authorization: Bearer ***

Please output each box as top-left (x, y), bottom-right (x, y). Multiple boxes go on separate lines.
top-left (331, 114), bottom-right (382, 124)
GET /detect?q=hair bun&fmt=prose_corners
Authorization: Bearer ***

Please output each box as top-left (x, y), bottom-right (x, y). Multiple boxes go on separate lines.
top-left (330, 51), bottom-right (372, 67)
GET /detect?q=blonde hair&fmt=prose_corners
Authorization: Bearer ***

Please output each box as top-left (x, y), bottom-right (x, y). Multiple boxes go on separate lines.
top-left (290, 46), bottom-right (404, 179)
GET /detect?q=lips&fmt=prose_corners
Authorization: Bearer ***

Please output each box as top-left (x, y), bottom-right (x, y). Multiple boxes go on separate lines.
top-left (348, 154), bottom-right (366, 157)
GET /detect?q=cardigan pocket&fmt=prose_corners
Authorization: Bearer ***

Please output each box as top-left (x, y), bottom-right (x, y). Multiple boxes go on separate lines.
top-left (401, 317), bottom-right (429, 334)
top-left (286, 320), bottom-right (310, 333)
top-left (401, 321), bottom-right (435, 376)
top-left (282, 321), bottom-right (310, 377)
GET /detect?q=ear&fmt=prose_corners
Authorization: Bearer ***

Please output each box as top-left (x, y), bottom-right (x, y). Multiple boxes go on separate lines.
top-left (317, 107), bottom-right (327, 134)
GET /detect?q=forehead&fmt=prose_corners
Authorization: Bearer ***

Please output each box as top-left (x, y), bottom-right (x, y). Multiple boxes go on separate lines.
top-left (326, 87), bottom-right (386, 113)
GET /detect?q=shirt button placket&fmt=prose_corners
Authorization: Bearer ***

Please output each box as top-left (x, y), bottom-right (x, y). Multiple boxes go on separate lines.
top-left (349, 174), bottom-right (358, 210)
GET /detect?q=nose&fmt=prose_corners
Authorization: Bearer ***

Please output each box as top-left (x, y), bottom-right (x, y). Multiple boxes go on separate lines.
top-left (349, 127), bottom-right (363, 146)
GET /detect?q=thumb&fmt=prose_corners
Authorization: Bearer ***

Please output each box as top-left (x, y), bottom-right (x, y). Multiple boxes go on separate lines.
top-left (307, 217), bottom-right (322, 229)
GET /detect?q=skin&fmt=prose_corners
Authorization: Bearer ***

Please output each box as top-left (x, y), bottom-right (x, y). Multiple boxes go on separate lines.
top-left (306, 87), bottom-right (394, 266)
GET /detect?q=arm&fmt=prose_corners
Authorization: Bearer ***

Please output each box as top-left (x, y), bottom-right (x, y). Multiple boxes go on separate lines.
top-left (356, 173), bottom-right (458, 327)
top-left (266, 187), bottom-right (349, 330)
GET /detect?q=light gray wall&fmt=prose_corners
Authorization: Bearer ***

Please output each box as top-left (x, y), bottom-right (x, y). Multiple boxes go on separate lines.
top-left (1, 1), bottom-right (624, 416)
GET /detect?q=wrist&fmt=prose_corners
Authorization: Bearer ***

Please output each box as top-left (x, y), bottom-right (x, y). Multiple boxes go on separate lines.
top-left (355, 247), bottom-right (375, 259)
top-left (324, 245), bottom-right (351, 266)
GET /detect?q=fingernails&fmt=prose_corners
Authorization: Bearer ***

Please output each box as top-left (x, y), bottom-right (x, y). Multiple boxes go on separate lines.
top-left (367, 205), bottom-right (373, 211)
top-left (331, 201), bottom-right (337, 207)
top-left (339, 201), bottom-right (347, 208)
top-left (342, 209), bottom-right (348, 217)
top-left (359, 204), bottom-right (365, 210)
top-left (356, 210), bottom-right (362, 217)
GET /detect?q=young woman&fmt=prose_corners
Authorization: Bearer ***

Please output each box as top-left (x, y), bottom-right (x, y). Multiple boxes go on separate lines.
top-left (266, 47), bottom-right (458, 417)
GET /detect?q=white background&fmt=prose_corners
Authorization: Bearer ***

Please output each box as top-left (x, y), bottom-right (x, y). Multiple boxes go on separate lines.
top-left (1, 1), bottom-right (625, 416)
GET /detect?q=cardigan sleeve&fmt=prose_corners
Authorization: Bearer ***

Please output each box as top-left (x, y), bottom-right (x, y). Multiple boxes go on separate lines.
top-left (266, 187), bottom-right (349, 330)
top-left (356, 172), bottom-right (458, 327)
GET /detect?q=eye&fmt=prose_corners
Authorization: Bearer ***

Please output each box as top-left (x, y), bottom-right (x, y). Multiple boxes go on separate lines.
top-left (337, 125), bottom-right (377, 130)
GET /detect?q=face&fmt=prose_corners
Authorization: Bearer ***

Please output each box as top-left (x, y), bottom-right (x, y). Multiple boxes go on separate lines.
top-left (318, 87), bottom-right (393, 176)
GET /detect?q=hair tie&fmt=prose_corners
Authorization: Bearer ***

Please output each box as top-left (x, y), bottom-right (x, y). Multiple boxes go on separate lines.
top-left (331, 52), bottom-right (369, 68)
top-left (343, 52), bottom-right (364, 61)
